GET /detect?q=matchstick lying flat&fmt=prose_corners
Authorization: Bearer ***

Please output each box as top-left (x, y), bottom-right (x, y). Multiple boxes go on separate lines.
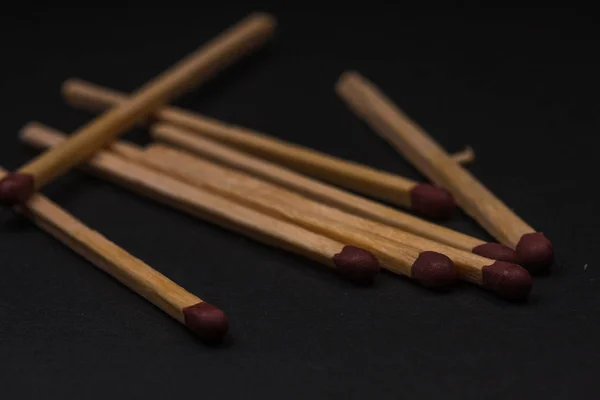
top-left (21, 123), bottom-right (380, 285)
top-left (23, 126), bottom-right (530, 297)
top-left (22, 123), bottom-right (466, 289)
top-left (62, 79), bottom-right (474, 219)
top-left (336, 71), bottom-right (554, 273)
top-left (149, 124), bottom-right (517, 263)
top-left (147, 145), bottom-right (532, 298)
top-left (0, 12), bottom-right (276, 206)
top-left (0, 167), bottom-right (228, 342)
top-left (134, 144), bottom-right (530, 299)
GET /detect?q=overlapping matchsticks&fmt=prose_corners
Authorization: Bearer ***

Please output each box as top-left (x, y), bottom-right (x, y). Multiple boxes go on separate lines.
top-left (1, 11), bottom-right (553, 345)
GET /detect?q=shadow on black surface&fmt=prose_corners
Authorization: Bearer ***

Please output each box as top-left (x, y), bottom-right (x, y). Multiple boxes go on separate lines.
top-left (191, 332), bottom-right (236, 350)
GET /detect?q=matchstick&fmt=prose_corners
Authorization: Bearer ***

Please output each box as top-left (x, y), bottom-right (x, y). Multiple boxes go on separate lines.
top-left (134, 144), bottom-right (530, 299)
top-left (336, 71), bottom-right (554, 273)
top-left (150, 124), bottom-right (517, 263)
top-left (0, 12), bottom-right (276, 206)
top-left (0, 167), bottom-right (228, 342)
top-left (62, 80), bottom-right (475, 219)
top-left (451, 146), bottom-right (475, 164)
top-left (20, 124), bottom-right (532, 297)
top-left (20, 123), bottom-right (380, 285)
top-left (22, 124), bottom-right (465, 289)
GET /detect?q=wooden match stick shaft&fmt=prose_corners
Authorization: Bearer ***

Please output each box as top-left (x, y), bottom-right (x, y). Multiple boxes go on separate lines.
top-left (120, 146), bottom-right (455, 285)
top-left (20, 123), bottom-right (381, 284)
top-left (451, 146), bottom-right (475, 164)
top-left (0, 13), bottom-right (276, 205)
top-left (336, 71), bottom-right (554, 272)
top-left (149, 124), bottom-right (518, 264)
top-left (61, 79), bottom-right (474, 219)
top-left (0, 167), bottom-right (228, 341)
top-left (134, 144), bottom-right (530, 299)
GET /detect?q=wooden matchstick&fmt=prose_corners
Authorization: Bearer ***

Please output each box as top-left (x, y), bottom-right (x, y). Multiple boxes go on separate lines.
top-left (20, 123), bottom-right (380, 285)
top-left (132, 144), bottom-right (530, 299)
top-left (22, 124), bottom-right (469, 290)
top-left (0, 166), bottom-right (228, 342)
top-left (149, 124), bottom-right (517, 263)
top-left (22, 125), bottom-right (533, 298)
top-left (451, 146), bottom-right (475, 164)
top-left (62, 79), bottom-right (475, 219)
top-left (0, 12), bottom-right (276, 206)
top-left (336, 71), bottom-right (554, 273)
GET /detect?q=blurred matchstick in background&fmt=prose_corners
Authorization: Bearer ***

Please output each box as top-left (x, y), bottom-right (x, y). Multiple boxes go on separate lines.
top-left (0, 12), bottom-right (276, 206)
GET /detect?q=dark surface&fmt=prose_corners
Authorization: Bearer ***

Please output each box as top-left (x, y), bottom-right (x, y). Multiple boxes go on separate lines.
top-left (1, 4), bottom-right (599, 399)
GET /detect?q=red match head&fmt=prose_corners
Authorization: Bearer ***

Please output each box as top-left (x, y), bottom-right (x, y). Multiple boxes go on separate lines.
top-left (182, 302), bottom-right (229, 342)
top-left (332, 245), bottom-right (380, 284)
top-left (0, 173), bottom-right (35, 206)
top-left (472, 242), bottom-right (519, 263)
top-left (516, 233), bottom-right (554, 273)
top-left (411, 251), bottom-right (458, 288)
top-left (482, 261), bottom-right (532, 300)
top-left (409, 183), bottom-right (456, 219)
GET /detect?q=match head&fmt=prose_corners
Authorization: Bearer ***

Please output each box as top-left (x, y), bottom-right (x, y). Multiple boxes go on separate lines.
top-left (182, 302), bottom-right (229, 342)
top-left (411, 251), bottom-right (458, 288)
top-left (332, 245), bottom-right (380, 284)
top-left (472, 242), bottom-right (519, 263)
top-left (0, 172), bottom-right (35, 206)
top-left (409, 183), bottom-right (455, 219)
top-left (482, 261), bottom-right (532, 300)
top-left (516, 232), bottom-right (554, 273)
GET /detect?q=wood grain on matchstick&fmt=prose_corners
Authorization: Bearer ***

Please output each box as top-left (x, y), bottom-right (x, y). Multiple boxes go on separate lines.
top-left (336, 71), bottom-right (554, 273)
top-left (0, 13), bottom-right (276, 205)
top-left (0, 167), bottom-right (228, 341)
top-left (61, 79), bottom-right (477, 219)
top-left (137, 144), bottom-right (531, 299)
top-left (149, 124), bottom-right (516, 264)
top-left (19, 123), bottom-right (380, 285)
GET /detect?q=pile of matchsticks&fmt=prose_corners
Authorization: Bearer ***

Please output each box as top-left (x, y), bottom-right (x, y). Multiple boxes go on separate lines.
top-left (0, 12), bottom-right (554, 343)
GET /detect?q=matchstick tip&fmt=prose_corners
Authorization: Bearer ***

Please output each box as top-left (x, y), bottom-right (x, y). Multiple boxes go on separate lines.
top-left (409, 183), bottom-right (456, 219)
top-left (332, 245), bottom-right (380, 284)
top-left (411, 251), bottom-right (458, 288)
top-left (482, 261), bottom-right (532, 300)
top-left (182, 302), bottom-right (229, 342)
top-left (0, 172), bottom-right (35, 206)
top-left (516, 233), bottom-right (554, 273)
top-left (472, 242), bottom-right (519, 263)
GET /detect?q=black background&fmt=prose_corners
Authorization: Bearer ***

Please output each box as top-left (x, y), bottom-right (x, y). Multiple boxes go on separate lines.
top-left (1, 4), bottom-right (599, 399)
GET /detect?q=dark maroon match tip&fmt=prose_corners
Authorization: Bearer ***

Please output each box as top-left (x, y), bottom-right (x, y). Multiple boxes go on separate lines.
top-left (0, 172), bottom-right (35, 206)
top-left (182, 302), bottom-right (229, 342)
top-left (472, 242), bottom-right (519, 263)
top-left (482, 261), bottom-right (532, 300)
top-left (332, 245), bottom-right (380, 284)
top-left (515, 232), bottom-right (554, 273)
top-left (409, 183), bottom-right (456, 219)
top-left (411, 251), bottom-right (458, 288)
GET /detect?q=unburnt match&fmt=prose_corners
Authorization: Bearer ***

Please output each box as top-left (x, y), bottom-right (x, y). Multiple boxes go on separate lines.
top-left (150, 124), bottom-right (517, 264)
top-left (20, 123), bottom-right (380, 285)
top-left (336, 71), bottom-right (554, 273)
top-left (53, 76), bottom-right (516, 262)
top-left (0, 167), bottom-right (228, 342)
top-left (133, 143), bottom-right (530, 299)
top-left (22, 123), bottom-right (464, 289)
top-left (62, 79), bottom-right (476, 219)
top-left (0, 12), bottom-right (276, 206)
